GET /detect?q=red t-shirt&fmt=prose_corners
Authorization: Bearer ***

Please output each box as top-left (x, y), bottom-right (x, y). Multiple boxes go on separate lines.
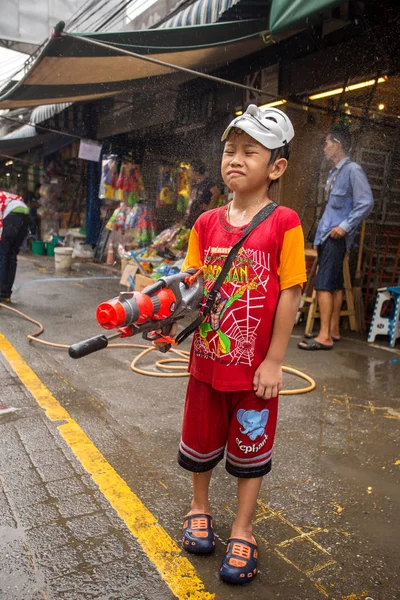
top-left (181, 205), bottom-right (306, 391)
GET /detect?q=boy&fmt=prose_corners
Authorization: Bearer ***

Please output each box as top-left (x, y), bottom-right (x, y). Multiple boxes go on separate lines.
top-left (178, 104), bottom-right (306, 583)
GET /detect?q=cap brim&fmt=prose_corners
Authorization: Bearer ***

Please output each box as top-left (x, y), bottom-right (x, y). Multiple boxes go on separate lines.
top-left (221, 121), bottom-right (253, 142)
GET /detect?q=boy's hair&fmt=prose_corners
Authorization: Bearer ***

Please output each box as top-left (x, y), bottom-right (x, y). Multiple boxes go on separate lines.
top-left (268, 143), bottom-right (291, 165)
top-left (190, 160), bottom-right (206, 175)
top-left (329, 125), bottom-right (352, 153)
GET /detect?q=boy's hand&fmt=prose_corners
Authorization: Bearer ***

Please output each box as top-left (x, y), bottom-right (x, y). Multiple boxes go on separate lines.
top-left (152, 322), bottom-right (177, 351)
top-left (253, 358), bottom-right (282, 399)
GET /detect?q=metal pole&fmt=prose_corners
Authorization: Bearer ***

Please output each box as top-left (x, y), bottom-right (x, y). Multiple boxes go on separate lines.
top-left (0, 153), bottom-right (39, 166)
top-left (0, 114), bottom-right (82, 140)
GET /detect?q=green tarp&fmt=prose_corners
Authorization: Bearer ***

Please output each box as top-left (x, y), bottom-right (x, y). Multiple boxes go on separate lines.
top-left (269, 0), bottom-right (345, 35)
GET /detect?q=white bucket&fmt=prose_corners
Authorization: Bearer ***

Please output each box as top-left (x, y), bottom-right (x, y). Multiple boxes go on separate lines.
top-left (54, 247), bottom-right (73, 271)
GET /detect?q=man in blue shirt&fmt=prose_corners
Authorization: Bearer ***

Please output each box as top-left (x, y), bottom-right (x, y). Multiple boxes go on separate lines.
top-left (299, 126), bottom-right (374, 350)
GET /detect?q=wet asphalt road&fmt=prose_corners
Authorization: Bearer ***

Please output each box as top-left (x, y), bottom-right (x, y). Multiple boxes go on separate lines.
top-left (0, 254), bottom-right (399, 600)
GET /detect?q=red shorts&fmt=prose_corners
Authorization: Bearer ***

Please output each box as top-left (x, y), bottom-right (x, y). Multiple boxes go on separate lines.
top-left (178, 376), bottom-right (278, 478)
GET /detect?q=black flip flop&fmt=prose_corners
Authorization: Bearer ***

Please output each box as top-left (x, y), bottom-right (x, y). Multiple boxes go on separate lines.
top-left (298, 339), bottom-right (333, 351)
top-left (304, 332), bottom-right (340, 342)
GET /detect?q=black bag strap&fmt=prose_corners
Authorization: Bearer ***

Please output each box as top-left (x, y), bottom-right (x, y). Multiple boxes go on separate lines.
top-left (175, 202), bottom-right (278, 345)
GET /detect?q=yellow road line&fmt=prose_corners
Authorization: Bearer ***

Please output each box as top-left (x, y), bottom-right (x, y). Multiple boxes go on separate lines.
top-left (0, 333), bottom-right (214, 600)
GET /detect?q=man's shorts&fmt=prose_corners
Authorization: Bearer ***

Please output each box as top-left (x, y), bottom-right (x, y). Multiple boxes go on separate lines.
top-left (178, 376), bottom-right (278, 479)
top-left (314, 237), bottom-right (347, 292)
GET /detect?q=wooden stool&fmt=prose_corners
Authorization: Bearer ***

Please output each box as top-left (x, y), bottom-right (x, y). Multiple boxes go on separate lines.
top-left (295, 248), bottom-right (318, 324)
top-left (303, 253), bottom-right (356, 335)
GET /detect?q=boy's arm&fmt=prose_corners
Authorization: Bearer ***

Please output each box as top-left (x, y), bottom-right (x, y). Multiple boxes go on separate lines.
top-left (253, 285), bottom-right (302, 399)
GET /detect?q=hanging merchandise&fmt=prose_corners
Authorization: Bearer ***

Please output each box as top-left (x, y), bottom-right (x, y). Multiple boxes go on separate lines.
top-left (151, 223), bottom-right (190, 258)
top-left (115, 160), bottom-right (130, 202)
top-left (99, 154), bottom-right (119, 200)
top-left (156, 166), bottom-right (175, 208)
top-left (156, 164), bottom-right (191, 211)
top-left (125, 162), bottom-right (144, 206)
top-left (124, 203), bottom-right (156, 247)
top-left (176, 164), bottom-right (191, 213)
top-left (105, 203), bottom-right (127, 231)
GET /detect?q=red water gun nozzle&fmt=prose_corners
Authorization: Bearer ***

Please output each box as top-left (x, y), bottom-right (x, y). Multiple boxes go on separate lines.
top-left (96, 300), bottom-right (127, 330)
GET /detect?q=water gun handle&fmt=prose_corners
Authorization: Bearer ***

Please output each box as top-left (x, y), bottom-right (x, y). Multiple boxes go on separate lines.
top-left (69, 334), bottom-right (110, 359)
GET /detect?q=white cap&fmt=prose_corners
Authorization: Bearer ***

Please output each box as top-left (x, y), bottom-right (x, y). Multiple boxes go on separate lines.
top-left (221, 104), bottom-right (294, 150)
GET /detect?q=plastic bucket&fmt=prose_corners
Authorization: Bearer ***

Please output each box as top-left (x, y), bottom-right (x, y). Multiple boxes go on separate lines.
top-left (32, 240), bottom-right (45, 255)
top-left (52, 234), bottom-right (64, 246)
top-left (54, 247), bottom-right (73, 271)
top-left (46, 241), bottom-right (57, 257)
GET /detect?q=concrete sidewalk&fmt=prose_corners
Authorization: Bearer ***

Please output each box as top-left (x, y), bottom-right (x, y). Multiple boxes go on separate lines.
top-left (0, 254), bottom-right (399, 600)
top-left (0, 350), bottom-right (174, 600)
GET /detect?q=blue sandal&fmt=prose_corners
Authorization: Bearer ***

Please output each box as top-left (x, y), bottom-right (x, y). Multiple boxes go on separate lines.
top-left (182, 513), bottom-right (215, 554)
top-left (219, 537), bottom-right (258, 584)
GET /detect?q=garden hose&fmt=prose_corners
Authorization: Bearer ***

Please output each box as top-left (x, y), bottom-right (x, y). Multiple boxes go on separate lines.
top-left (0, 303), bottom-right (316, 394)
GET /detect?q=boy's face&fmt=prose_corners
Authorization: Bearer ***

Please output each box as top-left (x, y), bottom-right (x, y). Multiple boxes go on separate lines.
top-left (221, 130), bottom-right (286, 194)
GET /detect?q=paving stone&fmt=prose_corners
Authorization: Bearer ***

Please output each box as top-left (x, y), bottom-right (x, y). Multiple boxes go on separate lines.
top-left (15, 417), bottom-right (52, 437)
top-left (5, 483), bottom-right (49, 508)
top-left (90, 488), bottom-right (114, 510)
top-left (106, 508), bottom-right (129, 531)
top-left (49, 573), bottom-right (106, 600)
top-left (16, 501), bottom-right (60, 529)
top-left (0, 450), bottom-right (34, 473)
top-left (35, 545), bottom-right (82, 580)
top-left (0, 467), bottom-right (42, 491)
top-left (80, 473), bottom-right (100, 491)
top-left (30, 448), bottom-right (67, 469)
top-left (56, 493), bottom-right (99, 518)
top-left (46, 477), bottom-right (87, 499)
top-left (37, 461), bottom-right (76, 482)
top-left (80, 534), bottom-right (127, 566)
top-left (0, 526), bottom-right (44, 600)
top-left (0, 489), bottom-right (16, 527)
top-left (92, 557), bottom-right (171, 599)
top-left (27, 523), bottom-right (72, 552)
top-left (66, 513), bottom-right (112, 540)
top-left (0, 385), bottom-right (35, 408)
top-left (0, 423), bottom-right (19, 446)
top-left (20, 431), bottom-right (58, 453)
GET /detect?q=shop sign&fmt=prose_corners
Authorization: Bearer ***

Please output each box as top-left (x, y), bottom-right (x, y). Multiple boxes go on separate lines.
top-left (78, 139), bottom-right (103, 162)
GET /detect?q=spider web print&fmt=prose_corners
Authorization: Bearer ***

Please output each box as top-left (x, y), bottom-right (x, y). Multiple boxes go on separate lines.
top-left (195, 248), bottom-right (271, 365)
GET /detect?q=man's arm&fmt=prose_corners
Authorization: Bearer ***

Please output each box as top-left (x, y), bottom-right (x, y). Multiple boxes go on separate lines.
top-left (253, 285), bottom-right (302, 399)
top-left (336, 166), bottom-right (374, 235)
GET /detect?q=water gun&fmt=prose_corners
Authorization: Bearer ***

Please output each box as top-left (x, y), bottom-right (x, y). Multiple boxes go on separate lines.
top-left (69, 269), bottom-right (204, 359)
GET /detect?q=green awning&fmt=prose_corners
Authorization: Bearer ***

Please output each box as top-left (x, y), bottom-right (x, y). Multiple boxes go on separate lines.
top-left (269, 0), bottom-right (345, 35)
top-left (0, 19), bottom-right (268, 110)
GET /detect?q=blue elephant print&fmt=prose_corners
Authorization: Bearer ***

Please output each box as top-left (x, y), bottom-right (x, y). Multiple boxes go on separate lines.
top-left (237, 409), bottom-right (269, 441)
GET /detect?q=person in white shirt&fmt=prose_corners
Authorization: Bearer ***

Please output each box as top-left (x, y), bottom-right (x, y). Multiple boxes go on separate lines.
top-left (0, 190), bottom-right (30, 303)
